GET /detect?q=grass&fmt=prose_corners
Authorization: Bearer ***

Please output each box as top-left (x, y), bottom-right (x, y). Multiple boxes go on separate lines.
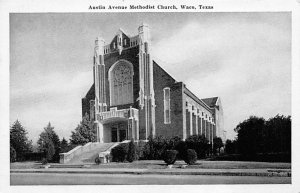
top-left (10, 161), bottom-right (43, 169)
top-left (10, 160), bottom-right (291, 170)
top-left (90, 160), bottom-right (291, 170)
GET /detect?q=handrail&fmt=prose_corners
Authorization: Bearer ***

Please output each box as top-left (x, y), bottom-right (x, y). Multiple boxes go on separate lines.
top-left (59, 142), bottom-right (99, 164)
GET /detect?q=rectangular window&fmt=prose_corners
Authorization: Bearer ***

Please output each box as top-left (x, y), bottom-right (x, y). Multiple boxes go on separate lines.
top-left (164, 87), bottom-right (171, 124)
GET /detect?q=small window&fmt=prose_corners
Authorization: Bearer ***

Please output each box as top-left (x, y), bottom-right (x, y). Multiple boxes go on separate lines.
top-left (124, 39), bottom-right (127, 46)
top-left (163, 87), bottom-right (171, 124)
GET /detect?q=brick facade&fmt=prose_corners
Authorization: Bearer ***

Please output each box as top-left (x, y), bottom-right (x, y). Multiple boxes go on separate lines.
top-left (81, 24), bottom-right (224, 143)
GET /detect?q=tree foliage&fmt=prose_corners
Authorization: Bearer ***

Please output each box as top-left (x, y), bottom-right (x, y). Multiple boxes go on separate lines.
top-left (10, 146), bottom-right (17, 163)
top-left (60, 138), bottom-right (69, 153)
top-left (10, 120), bottom-right (32, 161)
top-left (213, 137), bottom-right (224, 154)
top-left (225, 139), bottom-right (237, 154)
top-left (234, 116), bottom-right (265, 155)
top-left (265, 115), bottom-right (291, 154)
top-left (37, 123), bottom-right (61, 162)
top-left (234, 115), bottom-right (291, 156)
top-left (70, 113), bottom-right (96, 145)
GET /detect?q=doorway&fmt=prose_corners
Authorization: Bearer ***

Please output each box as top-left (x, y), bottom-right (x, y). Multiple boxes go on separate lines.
top-left (110, 122), bottom-right (128, 142)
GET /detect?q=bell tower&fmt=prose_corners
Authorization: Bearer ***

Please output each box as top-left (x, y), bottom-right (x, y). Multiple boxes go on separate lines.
top-left (94, 37), bottom-right (106, 142)
top-left (138, 23), bottom-right (156, 138)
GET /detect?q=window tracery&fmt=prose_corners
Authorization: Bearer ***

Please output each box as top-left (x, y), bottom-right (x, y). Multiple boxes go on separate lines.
top-left (110, 60), bottom-right (133, 106)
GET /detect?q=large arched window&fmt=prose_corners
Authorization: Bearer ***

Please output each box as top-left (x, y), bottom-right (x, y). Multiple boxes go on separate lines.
top-left (109, 60), bottom-right (134, 106)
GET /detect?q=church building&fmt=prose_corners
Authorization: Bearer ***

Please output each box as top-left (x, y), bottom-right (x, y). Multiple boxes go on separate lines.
top-left (82, 24), bottom-right (224, 145)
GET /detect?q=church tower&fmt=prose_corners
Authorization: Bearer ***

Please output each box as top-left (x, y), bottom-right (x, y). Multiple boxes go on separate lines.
top-left (94, 37), bottom-right (107, 142)
top-left (138, 23), bottom-right (156, 137)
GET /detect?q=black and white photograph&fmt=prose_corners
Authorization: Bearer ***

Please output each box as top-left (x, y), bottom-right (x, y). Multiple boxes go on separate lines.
top-left (1, 0), bottom-right (300, 192)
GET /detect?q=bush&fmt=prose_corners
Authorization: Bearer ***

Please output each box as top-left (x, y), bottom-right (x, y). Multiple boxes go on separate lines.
top-left (142, 135), bottom-right (168, 160)
top-left (95, 157), bottom-right (101, 164)
top-left (184, 149), bottom-right (197, 165)
top-left (127, 139), bottom-right (136, 162)
top-left (23, 152), bottom-right (46, 161)
top-left (41, 158), bottom-right (48, 165)
top-left (174, 140), bottom-right (187, 160)
top-left (162, 150), bottom-right (178, 165)
top-left (110, 143), bottom-right (129, 162)
top-left (185, 135), bottom-right (209, 158)
top-left (136, 141), bottom-right (147, 160)
top-left (166, 136), bottom-right (182, 150)
top-left (10, 146), bottom-right (17, 163)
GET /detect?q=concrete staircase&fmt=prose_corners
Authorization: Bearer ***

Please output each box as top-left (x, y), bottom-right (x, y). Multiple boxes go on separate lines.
top-left (59, 142), bottom-right (118, 164)
top-left (68, 143), bottom-right (116, 164)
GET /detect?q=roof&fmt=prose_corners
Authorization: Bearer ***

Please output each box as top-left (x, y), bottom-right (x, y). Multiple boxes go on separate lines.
top-left (201, 97), bottom-right (218, 107)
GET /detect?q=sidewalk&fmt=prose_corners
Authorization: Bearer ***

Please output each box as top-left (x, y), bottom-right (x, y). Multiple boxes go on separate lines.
top-left (10, 167), bottom-right (291, 177)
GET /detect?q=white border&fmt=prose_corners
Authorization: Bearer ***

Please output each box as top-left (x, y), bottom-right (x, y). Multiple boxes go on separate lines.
top-left (1, 0), bottom-right (299, 192)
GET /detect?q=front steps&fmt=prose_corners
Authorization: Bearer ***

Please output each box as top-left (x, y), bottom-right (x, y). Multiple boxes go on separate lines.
top-left (60, 142), bottom-right (118, 164)
top-left (69, 143), bottom-right (116, 164)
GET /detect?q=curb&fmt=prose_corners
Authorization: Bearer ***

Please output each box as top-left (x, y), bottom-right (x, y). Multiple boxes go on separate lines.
top-left (10, 169), bottom-right (291, 177)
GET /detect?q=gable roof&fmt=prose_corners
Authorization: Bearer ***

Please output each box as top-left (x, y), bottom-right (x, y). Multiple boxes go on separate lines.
top-left (201, 97), bottom-right (218, 107)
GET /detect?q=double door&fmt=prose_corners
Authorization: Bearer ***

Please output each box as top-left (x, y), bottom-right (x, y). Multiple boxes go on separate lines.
top-left (111, 122), bottom-right (127, 142)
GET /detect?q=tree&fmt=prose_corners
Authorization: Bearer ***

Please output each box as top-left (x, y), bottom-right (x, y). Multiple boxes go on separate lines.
top-left (70, 113), bottom-right (96, 145)
top-left (265, 115), bottom-right (291, 154)
top-left (225, 139), bottom-right (237, 154)
top-left (213, 137), bottom-right (224, 154)
top-left (10, 146), bottom-right (17, 163)
top-left (234, 115), bottom-right (291, 157)
top-left (60, 138), bottom-right (69, 153)
top-left (10, 120), bottom-right (32, 161)
top-left (37, 123), bottom-right (61, 162)
top-left (234, 116), bottom-right (265, 155)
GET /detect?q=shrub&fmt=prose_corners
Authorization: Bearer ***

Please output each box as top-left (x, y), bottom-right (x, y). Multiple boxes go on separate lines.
top-left (110, 143), bottom-right (129, 162)
top-left (162, 150), bottom-right (178, 165)
top-left (10, 146), bottom-right (17, 163)
top-left (127, 139), bottom-right (136, 162)
top-left (41, 158), bottom-right (48, 165)
top-left (166, 136), bottom-right (182, 150)
top-left (185, 135), bottom-right (209, 158)
top-left (95, 157), bottom-right (101, 164)
top-left (174, 140), bottom-right (187, 160)
top-left (184, 149), bottom-right (197, 165)
top-left (136, 141), bottom-right (147, 160)
top-left (143, 135), bottom-right (168, 160)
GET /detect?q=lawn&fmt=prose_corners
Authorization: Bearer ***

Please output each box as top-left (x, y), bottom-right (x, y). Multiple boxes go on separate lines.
top-left (89, 160), bottom-right (291, 169)
top-left (10, 161), bottom-right (42, 169)
top-left (10, 160), bottom-right (291, 170)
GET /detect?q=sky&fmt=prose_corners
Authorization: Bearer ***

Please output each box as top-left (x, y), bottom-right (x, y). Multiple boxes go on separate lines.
top-left (10, 12), bottom-right (291, 144)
